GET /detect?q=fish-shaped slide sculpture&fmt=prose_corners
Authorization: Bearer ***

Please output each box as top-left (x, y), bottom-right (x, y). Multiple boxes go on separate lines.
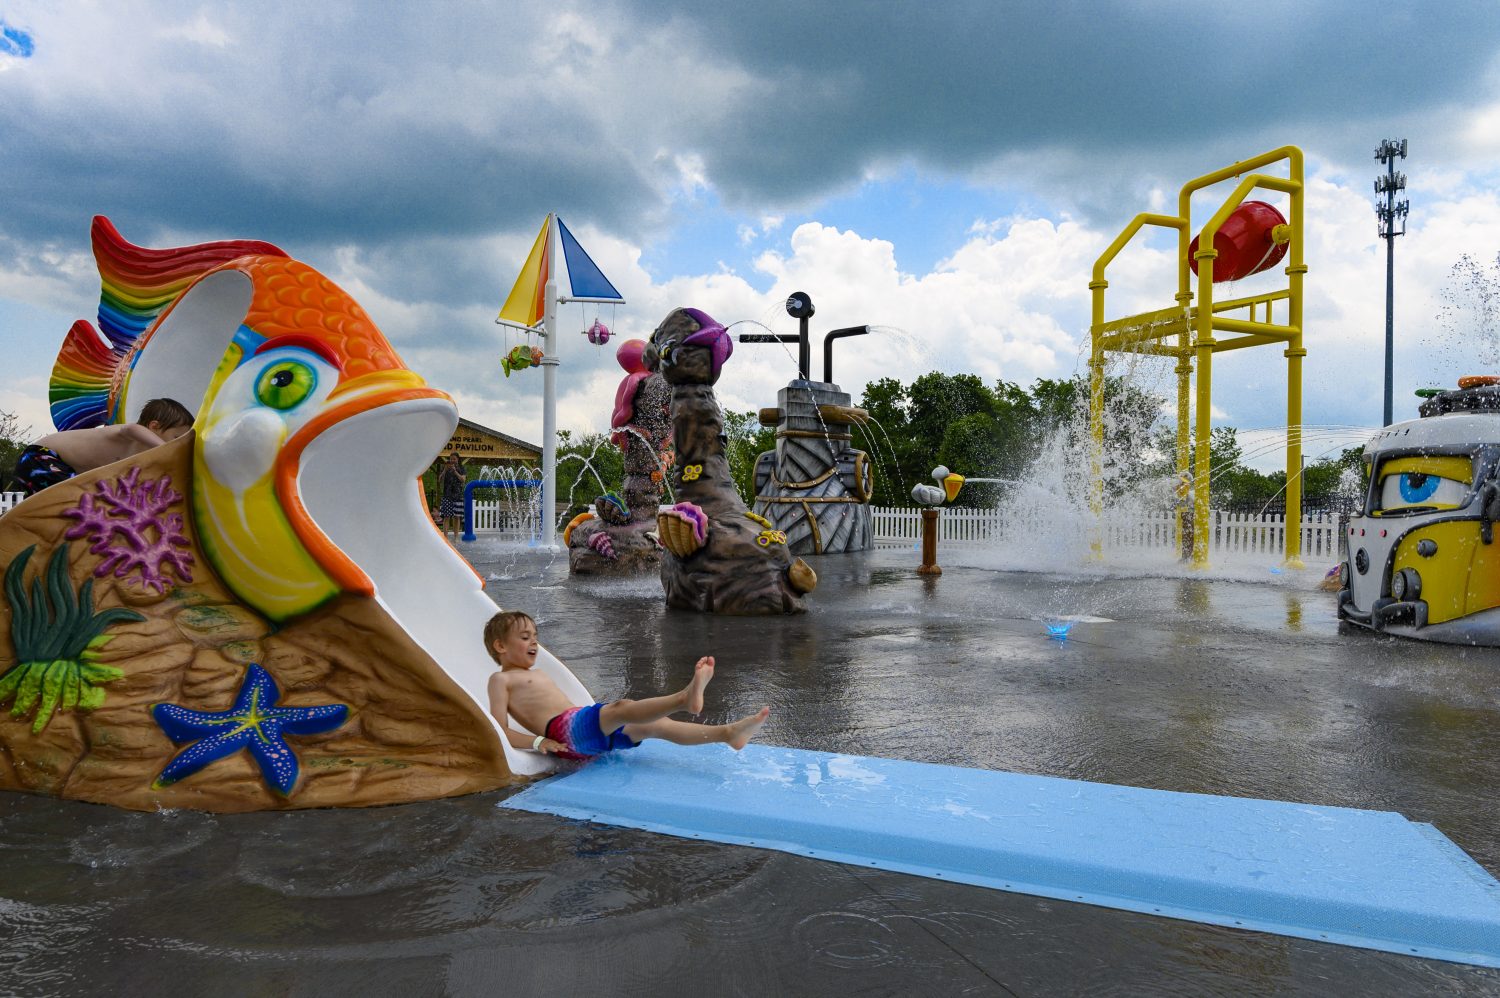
top-left (0, 217), bottom-right (586, 811)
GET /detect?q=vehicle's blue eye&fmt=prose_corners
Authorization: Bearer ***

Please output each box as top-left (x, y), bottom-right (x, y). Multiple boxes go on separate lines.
top-left (1398, 472), bottom-right (1440, 503)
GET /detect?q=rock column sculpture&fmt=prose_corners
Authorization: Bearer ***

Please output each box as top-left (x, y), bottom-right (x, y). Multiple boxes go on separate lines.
top-left (566, 339), bottom-right (672, 575)
top-left (648, 308), bottom-right (817, 613)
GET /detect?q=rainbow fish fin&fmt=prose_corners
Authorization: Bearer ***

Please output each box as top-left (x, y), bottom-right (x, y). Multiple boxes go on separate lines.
top-left (49, 215), bottom-right (288, 430)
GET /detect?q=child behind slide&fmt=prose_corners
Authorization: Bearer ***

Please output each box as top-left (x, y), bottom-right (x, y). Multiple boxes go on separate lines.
top-left (13, 398), bottom-right (195, 496)
top-left (484, 610), bottom-right (770, 760)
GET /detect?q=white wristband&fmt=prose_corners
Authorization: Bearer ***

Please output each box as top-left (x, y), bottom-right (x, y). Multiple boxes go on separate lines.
top-left (532, 734), bottom-right (545, 751)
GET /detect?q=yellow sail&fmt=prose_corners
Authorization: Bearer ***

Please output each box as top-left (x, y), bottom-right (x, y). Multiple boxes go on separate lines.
top-left (497, 215), bottom-right (551, 328)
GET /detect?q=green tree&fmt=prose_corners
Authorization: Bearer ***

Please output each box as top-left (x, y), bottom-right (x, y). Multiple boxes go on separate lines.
top-left (1301, 446), bottom-right (1367, 510)
top-left (855, 378), bottom-right (923, 507)
top-left (723, 410), bottom-right (777, 503)
top-left (554, 429), bottom-right (624, 518)
top-left (0, 410), bottom-right (33, 488)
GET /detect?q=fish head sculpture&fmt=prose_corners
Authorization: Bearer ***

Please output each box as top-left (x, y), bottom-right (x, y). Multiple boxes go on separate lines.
top-left (19, 216), bottom-right (593, 809)
top-left (53, 218), bottom-right (455, 622)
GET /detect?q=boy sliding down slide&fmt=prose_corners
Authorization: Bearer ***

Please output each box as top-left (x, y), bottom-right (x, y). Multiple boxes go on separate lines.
top-left (13, 398), bottom-right (194, 496)
top-left (485, 610), bottom-right (769, 760)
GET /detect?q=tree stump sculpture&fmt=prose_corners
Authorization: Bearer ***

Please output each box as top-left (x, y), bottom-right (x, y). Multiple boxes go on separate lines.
top-left (648, 308), bottom-right (817, 614)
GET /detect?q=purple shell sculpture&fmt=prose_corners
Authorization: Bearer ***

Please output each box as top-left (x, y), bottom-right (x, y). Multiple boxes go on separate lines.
top-left (655, 501), bottom-right (707, 558)
top-left (677, 308), bottom-right (734, 383)
top-left (587, 531), bottom-right (617, 560)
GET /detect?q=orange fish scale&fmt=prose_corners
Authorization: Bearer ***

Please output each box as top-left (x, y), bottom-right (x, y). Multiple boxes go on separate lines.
top-left (239, 257), bottom-right (400, 378)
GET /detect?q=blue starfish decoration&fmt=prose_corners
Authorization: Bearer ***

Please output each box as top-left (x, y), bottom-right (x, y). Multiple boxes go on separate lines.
top-left (151, 664), bottom-right (348, 796)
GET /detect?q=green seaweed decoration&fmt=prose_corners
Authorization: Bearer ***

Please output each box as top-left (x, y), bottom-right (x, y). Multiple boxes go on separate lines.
top-left (1, 544), bottom-right (144, 733)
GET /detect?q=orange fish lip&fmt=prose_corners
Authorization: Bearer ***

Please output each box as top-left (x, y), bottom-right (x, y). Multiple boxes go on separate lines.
top-left (327, 368), bottom-right (428, 400)
top-left (275, 382), bottom-right (453, 596)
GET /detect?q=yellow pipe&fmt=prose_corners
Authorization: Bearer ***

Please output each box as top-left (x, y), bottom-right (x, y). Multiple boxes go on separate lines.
top-left (1192, 244), bottom-right (1216, 569)
top-left (1088, 280), bottom-right (1106, 561)
top-left (1089, 213), bottom-right (1188, 561)
top-left (1209, 289), bottom-right (1291, 313)
top-left (1178, 147), bottom-right (1303, 209)
top-left (1211, 335), bottom-right (1283, 353)
top-left (1090, 214), bottom-right (1187, 285)
top-left (1210, 317), bottom-right (1300, 339)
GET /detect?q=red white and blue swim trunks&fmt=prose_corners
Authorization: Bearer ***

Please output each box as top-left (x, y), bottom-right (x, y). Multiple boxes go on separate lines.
top-left (13, 445), bottom-right (76, 497)
top-left (545, 703), bottom-right (640, 760)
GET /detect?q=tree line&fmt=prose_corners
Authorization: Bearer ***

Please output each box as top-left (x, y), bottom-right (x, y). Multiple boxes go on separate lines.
top-left (552, 373), bottom-right (1367, 514)
top-left (0, 389), bottom-right (1366, 517)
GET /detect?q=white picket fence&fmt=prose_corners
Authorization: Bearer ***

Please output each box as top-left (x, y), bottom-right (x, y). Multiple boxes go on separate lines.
top-left (0, 489), bottom-right (1343, 561)
top-left (467, 500), bottom-right (542, 540)
top-left (870, 505), bottom-right (1344, 560)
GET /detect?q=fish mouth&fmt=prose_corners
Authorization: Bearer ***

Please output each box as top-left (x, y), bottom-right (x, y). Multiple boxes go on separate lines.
top-left (278, 380), bottom-right (593, 778)
top-left (277, 384), bottom-right (461, 596)
top-left (284, 386), bottom-right (578, 776)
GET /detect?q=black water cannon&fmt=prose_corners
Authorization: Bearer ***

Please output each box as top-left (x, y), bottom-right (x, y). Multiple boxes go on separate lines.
top-left (737, 290), bottom-right (870, 383)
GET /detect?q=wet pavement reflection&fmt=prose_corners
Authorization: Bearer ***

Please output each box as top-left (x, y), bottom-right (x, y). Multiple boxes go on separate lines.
top-left (3, 547), bottom-right (1498, 995)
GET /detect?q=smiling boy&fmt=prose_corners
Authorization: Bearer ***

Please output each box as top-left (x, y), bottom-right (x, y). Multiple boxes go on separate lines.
top-left (483, 610), bottom-right (769, 760)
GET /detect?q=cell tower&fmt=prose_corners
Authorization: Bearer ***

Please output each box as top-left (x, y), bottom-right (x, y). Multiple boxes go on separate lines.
top-left (1374, 138), bottom-right (1409, 426)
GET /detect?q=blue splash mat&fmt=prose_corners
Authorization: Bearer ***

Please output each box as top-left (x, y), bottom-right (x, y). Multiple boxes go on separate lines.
top-left (502, 741), bottom-right (1500, 967)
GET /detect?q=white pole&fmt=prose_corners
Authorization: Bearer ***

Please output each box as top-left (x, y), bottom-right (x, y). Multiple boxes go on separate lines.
top-left (540, 214), bottom-right (560, 551)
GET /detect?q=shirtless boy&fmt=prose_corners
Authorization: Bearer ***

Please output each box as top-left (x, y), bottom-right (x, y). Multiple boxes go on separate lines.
top-left (484, 610), bottom-right (769, 759)
top-left (14, 398), bottom-right (194, 496)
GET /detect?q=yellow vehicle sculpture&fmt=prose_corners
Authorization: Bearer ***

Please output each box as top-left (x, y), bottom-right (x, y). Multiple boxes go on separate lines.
top-left (1338, 377), bottom-right (1500, 644)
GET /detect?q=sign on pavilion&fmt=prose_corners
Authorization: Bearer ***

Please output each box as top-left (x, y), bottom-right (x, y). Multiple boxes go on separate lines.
top-left (439, 417), bottom-right (540, 465)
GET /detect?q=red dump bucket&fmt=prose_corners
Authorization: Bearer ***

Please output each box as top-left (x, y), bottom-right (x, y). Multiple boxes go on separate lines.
top-left (1188, 201), bottom-right (1289, 282)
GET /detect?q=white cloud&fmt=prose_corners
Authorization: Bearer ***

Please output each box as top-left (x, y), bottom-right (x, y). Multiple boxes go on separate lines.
top-left (157, 12), bottom-right (230, 48)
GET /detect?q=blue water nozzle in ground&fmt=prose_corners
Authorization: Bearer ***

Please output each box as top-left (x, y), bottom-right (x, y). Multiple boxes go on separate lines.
top-left (1045, 620), bottom-right (1076, 639)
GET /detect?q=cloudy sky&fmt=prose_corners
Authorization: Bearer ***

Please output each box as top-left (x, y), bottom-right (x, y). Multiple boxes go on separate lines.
top-left (3, 1), bottom-right (1500, 473)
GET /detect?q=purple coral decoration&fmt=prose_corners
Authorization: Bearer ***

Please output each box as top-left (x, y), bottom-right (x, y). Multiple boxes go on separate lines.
top-left (667, 502), bottom-right (708, 543)
top-left (62, 467), bottom-right (194, 594)
top-left (588, 531), bottom-right (617, 560)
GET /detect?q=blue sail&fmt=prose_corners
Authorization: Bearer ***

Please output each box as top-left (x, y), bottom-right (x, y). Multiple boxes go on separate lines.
top-left (557, 217), bottom-right (624, 302)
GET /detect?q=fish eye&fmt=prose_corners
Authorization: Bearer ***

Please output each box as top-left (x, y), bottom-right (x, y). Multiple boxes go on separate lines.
top-left (255, 361), bottom-right (317, 410)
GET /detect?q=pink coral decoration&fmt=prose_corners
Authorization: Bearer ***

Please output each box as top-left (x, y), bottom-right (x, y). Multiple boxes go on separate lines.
top-left (61, 467), bottom-right (194, 594)
top-left (587, 531), bottom-right (617, 560)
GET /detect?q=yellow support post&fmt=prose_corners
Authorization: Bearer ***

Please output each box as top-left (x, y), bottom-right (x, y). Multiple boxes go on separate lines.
top-left (1089, 214), bottom-right (1187, 562)
top-left (1088, 284), bottom-right (1106, 560)
top-left (1283, 163), bottom-right (1308, 569)
top-left (1192, 243), bottom-right (1216, 568)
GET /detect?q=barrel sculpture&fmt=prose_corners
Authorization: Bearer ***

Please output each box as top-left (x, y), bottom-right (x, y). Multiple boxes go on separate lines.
top-left (752, 381), bottom-right (874, 555)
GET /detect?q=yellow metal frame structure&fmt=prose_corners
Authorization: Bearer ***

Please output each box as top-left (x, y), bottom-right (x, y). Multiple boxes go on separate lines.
top-left (1088, 146), bottom-right (1306, 569)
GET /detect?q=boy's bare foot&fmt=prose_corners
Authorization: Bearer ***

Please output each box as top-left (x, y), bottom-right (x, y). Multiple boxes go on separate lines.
top-left (725, 706), bottom-right (770, 751)
top-left (683, 656), bottom-right (714, 714)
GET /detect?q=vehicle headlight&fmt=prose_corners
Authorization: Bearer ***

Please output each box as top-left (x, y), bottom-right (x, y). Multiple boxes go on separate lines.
top-left (1390, 568), bottom-right (1422, 602)
top-left (1339, 562), bottom-right (1350, 587)
top-left (1402, 568), bottom-right (1421, 600)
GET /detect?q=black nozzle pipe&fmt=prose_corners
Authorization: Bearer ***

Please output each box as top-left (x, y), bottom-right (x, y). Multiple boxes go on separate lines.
top-left (738, 333), bottom-right (808, 380)
top-left (823, 325), bottom-right (870, 384)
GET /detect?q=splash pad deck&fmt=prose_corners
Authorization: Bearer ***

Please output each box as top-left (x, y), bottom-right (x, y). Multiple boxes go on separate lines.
top-left (504, 740), bottom-right (1500, 968)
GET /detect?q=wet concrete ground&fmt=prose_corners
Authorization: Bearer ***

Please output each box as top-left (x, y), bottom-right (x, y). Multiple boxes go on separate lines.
top-left (3, 546), bottom-right (1499, 996)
